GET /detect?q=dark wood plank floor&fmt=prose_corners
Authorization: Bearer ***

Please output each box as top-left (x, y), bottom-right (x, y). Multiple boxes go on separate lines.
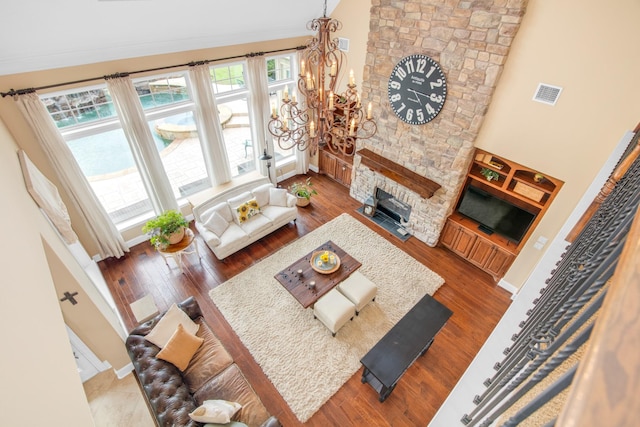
top-left (100, 171), bottom-right (512, 426)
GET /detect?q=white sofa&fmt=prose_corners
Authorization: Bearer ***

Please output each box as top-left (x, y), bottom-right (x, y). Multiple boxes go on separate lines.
top-left (193, 177), bottom-right (297, 260)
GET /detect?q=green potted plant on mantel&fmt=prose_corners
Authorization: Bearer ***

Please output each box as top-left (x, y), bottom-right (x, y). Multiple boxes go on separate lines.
top-left (480, 167), bottom-right (500, 182)
top-left (289, 177), bottom-right (318, 207)
top-left (142, 210), bottom-right (189, 249)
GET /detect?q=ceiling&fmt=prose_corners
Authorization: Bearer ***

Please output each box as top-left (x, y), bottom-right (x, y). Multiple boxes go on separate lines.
top-left (0, 0), bottom-right (340, 76)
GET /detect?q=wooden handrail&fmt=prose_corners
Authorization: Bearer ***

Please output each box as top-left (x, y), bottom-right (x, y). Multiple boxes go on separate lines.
top-left (567, 127), bottom-right (640, 242)
top-left (557, 205), bottom-right (640, 426)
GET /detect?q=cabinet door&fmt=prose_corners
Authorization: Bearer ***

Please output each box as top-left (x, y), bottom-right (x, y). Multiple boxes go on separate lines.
top-left (440, 220), bottom-right (459, 249)
top-left (319, 150), bottom-right (336, 179)
top-left (452, 226), bottom-right (476, 257)
top-left (468, 237), bottom-right (494, 268)
top-left (335, 160), bottom-right (352, 187)
top-left (484, 246), bottom-right (514, 278)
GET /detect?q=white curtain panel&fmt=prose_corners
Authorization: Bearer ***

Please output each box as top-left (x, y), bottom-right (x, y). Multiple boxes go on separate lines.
top-left (14, 92), bottom-right (129, 259)
top-left (188, 64), bottom-right (232, 186)
top-left (295, 50), bottom-right (310, 174)
top-left (246, 56), bottom-right (274, 182)
top-left (105, 76), bottom-right (178, 214)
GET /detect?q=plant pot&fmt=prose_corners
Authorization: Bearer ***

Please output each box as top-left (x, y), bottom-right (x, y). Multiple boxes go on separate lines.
top-left (168, 227), bottom-right (185, 244)
top-left (296, 196), bottom-right (311, 207)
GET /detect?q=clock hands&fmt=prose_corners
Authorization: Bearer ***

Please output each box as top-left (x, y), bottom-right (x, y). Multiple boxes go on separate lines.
top-left (408, 88), bottom-right (425, 105)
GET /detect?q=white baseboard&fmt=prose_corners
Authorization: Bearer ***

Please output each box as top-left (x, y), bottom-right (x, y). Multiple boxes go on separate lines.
top-left (115, 362), bottom-right (134, 379)
top-left (498, 278), bottom-right (518, 297)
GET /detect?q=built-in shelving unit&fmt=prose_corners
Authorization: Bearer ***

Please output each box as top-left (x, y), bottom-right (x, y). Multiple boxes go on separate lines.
top-left (440, 148), bottom-right (563, 280)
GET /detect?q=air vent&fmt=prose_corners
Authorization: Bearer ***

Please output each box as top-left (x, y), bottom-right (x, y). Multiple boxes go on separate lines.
top-left (533, 83), bottom-right (562, 106)
top-left (338, 37), bottom-right (350, 52)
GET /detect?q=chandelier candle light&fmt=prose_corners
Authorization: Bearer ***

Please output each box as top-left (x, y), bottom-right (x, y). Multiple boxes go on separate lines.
top-left (267, 1), bottom-right (377, 156)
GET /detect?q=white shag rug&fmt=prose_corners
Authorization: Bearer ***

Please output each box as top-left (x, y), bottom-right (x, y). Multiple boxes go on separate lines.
top-left (209, 213), bottom-right (444, 422)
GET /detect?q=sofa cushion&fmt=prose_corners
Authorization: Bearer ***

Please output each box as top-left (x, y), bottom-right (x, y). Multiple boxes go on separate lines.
top-left (189, 400), bottom-right (242, 424)
top-left (269, 187), bottom-right (288, 207)
top-left (260, 205), bottom-right (294, 223)
top-left (235, 198), bottom-right (261, 224)
top-left (239, 213), bottom-right (272, 237)
top-left (219, 223), bottom-right (250, 246)
top-left (145, 303), bottom-right (199, 348)
top-left (204, 211), bottom-right (229, 236)
top-left (194, 364), bottom-right (271, 427)
top-left (251, 183), bottom-right (273, 208)
top-left (183, 318), bottom-right (234, 394)
top-left (156, 323), bottom-right (204, 371)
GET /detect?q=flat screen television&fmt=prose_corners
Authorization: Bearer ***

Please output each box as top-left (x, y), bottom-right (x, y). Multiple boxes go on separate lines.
top-left (457, 184), bottom-right (536, 243)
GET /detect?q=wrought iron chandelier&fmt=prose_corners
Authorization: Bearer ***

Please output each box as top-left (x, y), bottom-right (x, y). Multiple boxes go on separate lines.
top-left (267, 0), bottom-right (377, 157)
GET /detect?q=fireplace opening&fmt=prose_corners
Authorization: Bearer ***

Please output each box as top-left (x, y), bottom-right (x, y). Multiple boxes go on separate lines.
top-left (375, 187), bottom-right (411, 223)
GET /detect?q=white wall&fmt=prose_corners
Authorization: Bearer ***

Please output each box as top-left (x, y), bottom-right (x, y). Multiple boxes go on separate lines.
top-left (0, 118), bottom-right (95, 425)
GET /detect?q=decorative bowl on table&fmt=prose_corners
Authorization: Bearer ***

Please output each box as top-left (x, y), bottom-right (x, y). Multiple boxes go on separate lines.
top-left (310, 250), bottom-right (341, 274)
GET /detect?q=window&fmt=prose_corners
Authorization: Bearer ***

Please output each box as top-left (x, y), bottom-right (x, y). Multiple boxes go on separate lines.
top-left (40, 54), bottom-right (302, 228)
top-left (43, 86), bottom-right (155, 224)
top-left (135, 74), bottom-right (211, 199)
top-left (267, 54), bottom-right (297, 163)
top-left (208, 62), bottom-right (255, 177)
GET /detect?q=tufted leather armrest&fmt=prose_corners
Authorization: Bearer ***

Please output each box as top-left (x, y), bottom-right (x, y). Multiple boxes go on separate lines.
top-left (126, 334), bottom-right (200, 426)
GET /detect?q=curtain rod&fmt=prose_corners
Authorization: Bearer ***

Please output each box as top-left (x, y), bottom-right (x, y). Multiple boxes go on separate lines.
top-left (1, 45), bottom-right (306, 98)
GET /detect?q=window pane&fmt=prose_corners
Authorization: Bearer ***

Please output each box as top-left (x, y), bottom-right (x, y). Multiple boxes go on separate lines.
top-left (136, 75), bottom-right (191, 110)
top-left (148, 111), bottom-right (211, 199)
top-left (267, 56), bottom-right (292, 82)
top-left (211, 63), bottom-right (246, 94)
top-left (42, 88), bottom-right (116, 129)
top-left (218, 97), bottom-right (255, 177)
top-left (67, 128), bottom-right (153, 224)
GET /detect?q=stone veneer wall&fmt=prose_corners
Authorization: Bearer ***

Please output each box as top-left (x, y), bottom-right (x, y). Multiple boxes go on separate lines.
top-left (350, 0), bottom-right (528, 246)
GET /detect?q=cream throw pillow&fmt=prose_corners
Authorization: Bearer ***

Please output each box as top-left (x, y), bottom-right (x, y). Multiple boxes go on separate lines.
top-left (189, 400), bottom-right (242, 423)
top-left (156, 323), bottom-right (204, 371)
top-left (269, 187), bottom-right (288, 207)
top-left (144, 303), bottom-right (199, 348)
top-left (203, 211), bottom-right (229, 236)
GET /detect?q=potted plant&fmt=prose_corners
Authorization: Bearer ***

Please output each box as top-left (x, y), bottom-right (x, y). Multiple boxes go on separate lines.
top-left (480, 167), bottom-right (500, 182)
top-left (289, 177), bottom-right (318, 207)
top-left (142, 210), bottom-right (189, 249)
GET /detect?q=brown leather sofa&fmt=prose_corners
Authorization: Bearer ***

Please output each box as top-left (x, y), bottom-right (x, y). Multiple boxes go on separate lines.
top-left (126, 297), bottom-right (281, 427)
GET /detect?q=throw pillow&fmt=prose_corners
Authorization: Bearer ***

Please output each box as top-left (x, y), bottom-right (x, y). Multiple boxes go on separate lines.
top-left (156, 323), bottom-right (204, 371)
top-left (144, 303), bottom-right (199, 348)
top-left (251, 183), bottom-right (273, 208)
top-left (269, 187), bottom-right (288, 207)
top-left (189, 400), bottom-right (242, 424)
top-left (235, 198), bottom-right (260, 224)
top-left (203, 211), bottom-right (229, 237)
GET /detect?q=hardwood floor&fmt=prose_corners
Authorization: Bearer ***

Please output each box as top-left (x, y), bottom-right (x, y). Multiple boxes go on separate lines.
top-left (99, 172), bottom-right (512, 426)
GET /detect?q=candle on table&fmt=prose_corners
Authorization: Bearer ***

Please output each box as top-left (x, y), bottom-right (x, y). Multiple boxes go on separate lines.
top-left (349, 69), bottom-right (355, 86)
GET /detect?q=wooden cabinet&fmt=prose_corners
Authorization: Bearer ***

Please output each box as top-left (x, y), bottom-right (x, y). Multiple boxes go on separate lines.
top-left (441, 217), bottom-right (516, 281)
top-left (319, 148), bottom-right (353, 187)
top-left (440, 148), bottom-right (563, 281)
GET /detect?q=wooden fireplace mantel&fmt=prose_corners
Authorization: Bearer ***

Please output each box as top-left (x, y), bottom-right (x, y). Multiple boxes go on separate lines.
top-left (356, 149), bottom-right (441, 199)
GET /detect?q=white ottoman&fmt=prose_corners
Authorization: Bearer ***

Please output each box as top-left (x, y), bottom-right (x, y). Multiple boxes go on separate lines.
top-left (337, 271), bottom-right (378, 315)
top-left (313, 289), bottom-right (356, 337)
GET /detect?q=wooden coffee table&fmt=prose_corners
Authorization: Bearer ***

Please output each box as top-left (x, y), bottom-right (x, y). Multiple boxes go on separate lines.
top-left (274, 240), bottom-right (361, 308)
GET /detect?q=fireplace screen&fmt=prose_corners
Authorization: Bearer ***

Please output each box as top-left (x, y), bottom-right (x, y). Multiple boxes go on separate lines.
top-left (375, 187), bottom-right (411, 223)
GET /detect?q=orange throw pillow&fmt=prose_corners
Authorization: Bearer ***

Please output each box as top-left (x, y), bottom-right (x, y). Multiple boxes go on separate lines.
top-left (156, 323), bottom-right (204, 371)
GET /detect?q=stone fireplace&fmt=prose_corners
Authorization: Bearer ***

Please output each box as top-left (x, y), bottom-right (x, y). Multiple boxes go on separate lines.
top-left (350, 0), bottom-right (528, 246)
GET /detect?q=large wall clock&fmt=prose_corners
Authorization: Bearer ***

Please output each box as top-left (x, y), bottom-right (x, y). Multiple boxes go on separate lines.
top-left (388, 54), bottom-right (447, 125)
